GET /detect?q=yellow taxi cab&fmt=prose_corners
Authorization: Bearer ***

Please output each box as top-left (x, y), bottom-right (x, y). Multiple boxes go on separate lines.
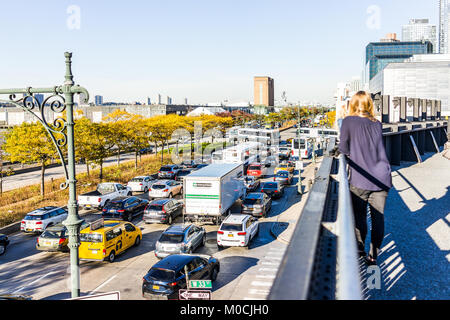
top-left (274, 162), bottom-right (295, 175)
top-left (79, 219), bottom-right (142, 263)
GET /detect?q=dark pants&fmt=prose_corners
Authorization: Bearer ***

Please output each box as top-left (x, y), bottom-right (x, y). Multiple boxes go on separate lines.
top-left (350, 185), bottom-right (388, 260)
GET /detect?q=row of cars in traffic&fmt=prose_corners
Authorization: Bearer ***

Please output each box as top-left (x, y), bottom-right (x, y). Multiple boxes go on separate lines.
top-left (3, 142), bottom-right (300, 299)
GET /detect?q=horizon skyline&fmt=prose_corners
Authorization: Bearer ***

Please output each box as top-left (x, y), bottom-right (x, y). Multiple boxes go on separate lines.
top-left (0, 1), bottom-right (439, 106)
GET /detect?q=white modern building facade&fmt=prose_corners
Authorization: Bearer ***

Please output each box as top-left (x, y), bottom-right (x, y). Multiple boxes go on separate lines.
top-left (402, 19), bottom-right (437, 53)
top-left (439, 0), bottom-right (450, 53)
top-left (370, 54), bottom-right (450, 117)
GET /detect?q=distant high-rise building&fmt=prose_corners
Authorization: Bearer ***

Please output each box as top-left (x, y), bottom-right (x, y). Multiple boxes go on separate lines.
top-left (365, 36), bottom-right (433, 81)
top-left (184, 98), bottom-right (188, 105)
top-left (402, 19), bottom-right (437, 53)
top-left (95, 95), bottom-right (103, 106)
top-left (158, 94), bottom-right (162, 104)
top-left (439, 0), bottom-right (449, 53)
top-left (147, 97), bottom-right (151, 105)
top-left (254, 76), bottom-right (274, 106)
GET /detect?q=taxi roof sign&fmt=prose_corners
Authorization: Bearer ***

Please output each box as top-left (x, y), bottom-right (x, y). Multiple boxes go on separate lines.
top-left (90, 218), bottom-right (104, 231)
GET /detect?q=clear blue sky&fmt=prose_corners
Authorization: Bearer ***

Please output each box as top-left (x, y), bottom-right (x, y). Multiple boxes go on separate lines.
top-left (0, 0), bottom-right (438, 105)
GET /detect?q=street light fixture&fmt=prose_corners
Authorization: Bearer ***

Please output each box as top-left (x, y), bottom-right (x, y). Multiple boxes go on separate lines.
top-left (0, 52), bottom-right (89, 298)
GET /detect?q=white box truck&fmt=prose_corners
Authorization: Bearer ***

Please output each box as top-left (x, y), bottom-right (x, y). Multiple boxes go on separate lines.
top-left (183, 163), bottom-right (246, 225)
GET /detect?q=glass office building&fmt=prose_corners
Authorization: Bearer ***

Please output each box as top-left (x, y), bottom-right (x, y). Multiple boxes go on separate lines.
top-left (365, 41), bottom-right (433, 81)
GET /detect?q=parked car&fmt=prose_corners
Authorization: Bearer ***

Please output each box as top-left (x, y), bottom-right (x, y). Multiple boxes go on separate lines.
top-left (78, 183), bottom-right (132, 210)
top-left (243, 176), bottom-right (261, 192)
top-left (274, 170), bottom-right (294, 186)
top-left (175, 168), bottom-right (193, 182)
top-left (149, 180), bottom-right (183, 199)
top-left (158, 165), bottom-right (181, 180)
top-left (217, 214), bottom-right (259, 248)
top-left (142, 254), bottom-right (220, 300)
top-left (155, 224), bottom-right (206, 259)
top-left (260, 181), bottom-right (285, 199)
top-left (127, 176), bottom-right (156, 193)
top-left (102, 196), bottom-right (149, 221)
top-left (0, 234), bottom-right (10, 256)
top-left (242, 193), bottom-right (272, 218)
top-left (21, 207), bottom-right (68, 234)
top-left (36, 222), bottom-right (89, 252)
top-left (79, 219), bottom-right (142, 263)
top-left (246, 163), bottom-right (267, 179)
top-left (143, 199), bottom-right (183, 225)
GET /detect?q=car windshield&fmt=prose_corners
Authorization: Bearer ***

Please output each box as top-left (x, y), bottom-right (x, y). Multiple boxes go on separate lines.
top-left (243, 198), bottom-right (261, 205)
top-left (97, 184), bottom-right (115, 194)
top-left (130, 178), bottom-right (144, 182)
top-left (24, 215), bottom-right (43, 221)
top-left (80, 233), bottom-right (103, 243)
top-left (147, 204), bottom-right (164, 211)
top-left (263, 183), bottom-right (278, 189)
top-left (160, 167), bottom-right (172, 172)
top-left (107, 201), bottom-right (124, 209)
top-left (41, 230), bottom-right (64, 239)
top-left (248, 166), bottom-right (261, 171)
top-left (220, 223), bottom-right (243, 231)
top-left (277, 172), bottom-right (289, 178)
top-left (159, 233), bottom-right (184, 243)
top-left (152, 184), bottom-right (167, 190)
top-left (147, 268), bottom-right (175, 281)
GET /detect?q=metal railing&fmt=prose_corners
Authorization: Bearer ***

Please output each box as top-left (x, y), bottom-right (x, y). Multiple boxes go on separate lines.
top-left (335, 154), bottom-right (362, 300)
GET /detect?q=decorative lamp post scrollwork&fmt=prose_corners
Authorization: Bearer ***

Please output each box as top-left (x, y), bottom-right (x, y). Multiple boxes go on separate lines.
top-left (0, 52), bottom-right (89, 298)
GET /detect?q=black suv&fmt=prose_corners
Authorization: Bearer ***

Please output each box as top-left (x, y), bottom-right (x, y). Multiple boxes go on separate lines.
top-left (102, 196), bottom-right (149, 221)
top-left (142, 254), bottom-right (220, 300)
top-left (143, 199), bottom-right (183, 224)
top-left (260, 181), bottom-right (285, 199)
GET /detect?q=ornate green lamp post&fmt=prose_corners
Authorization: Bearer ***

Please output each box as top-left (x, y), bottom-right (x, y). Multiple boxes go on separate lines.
top-left (0, 52), bottom-right (89, 298)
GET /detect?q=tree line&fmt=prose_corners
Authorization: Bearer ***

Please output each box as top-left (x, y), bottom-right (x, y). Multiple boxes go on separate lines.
top-left (1, 106), bottom-right (331, 196)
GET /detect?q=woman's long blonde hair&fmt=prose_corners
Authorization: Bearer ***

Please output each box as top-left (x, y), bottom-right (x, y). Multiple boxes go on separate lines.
top-left (347, 91), bottom-right (377, 122)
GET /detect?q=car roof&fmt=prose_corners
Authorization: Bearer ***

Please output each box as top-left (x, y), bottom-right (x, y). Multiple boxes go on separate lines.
top-left (153, 180), bottom-right (170, 185)
top-left (222, 214), bottom-right (250, 224)
top-left (262, 181), bottom-right (279, 186)
top-left (27, 206), bottom-right (60, 215)
top-left (276, 170), bottom-right (290, 175)
top-left (110, 196), bottom-right (133, 202)
top-left (81, 220), bottom-right (126, 234)
top-left (163, 224), bottom-right (191, 234)
top-left (150, 199), bottom-right (172, 205)
top-left (152, 254), bottom-right (197, 272)
top-left (246, 193), bottom-right (264, 199)
top-left (249, 163), bottom-right (261, 166)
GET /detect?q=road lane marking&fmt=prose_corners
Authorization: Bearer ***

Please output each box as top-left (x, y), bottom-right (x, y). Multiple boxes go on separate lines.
top-left (251, 281), bottom-right (272, 287)
top-left (89, 275), bottom-right (118, 294)
top-left (13, 270), bottom-right (59, 294)
top-left (258, 268), bottom-right (278, 272)
top-left (256, 274), bottom-right (276, 279)
top-left (248, 289), bottom-right (270, 295)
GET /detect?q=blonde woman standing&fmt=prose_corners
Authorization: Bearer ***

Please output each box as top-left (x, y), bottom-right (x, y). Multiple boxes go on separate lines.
top-left (338, 91), bottom-right (392, 265)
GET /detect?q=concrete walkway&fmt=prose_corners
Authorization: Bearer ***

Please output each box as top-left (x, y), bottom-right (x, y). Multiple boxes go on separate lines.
top-left (362, 152), bottom-right (450, 300)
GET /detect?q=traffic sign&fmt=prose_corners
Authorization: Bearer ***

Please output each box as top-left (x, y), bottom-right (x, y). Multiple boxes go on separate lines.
top-left (179, 289), bottom-right (211, 300)
top-left (189, 280), bottom-right (212, 289)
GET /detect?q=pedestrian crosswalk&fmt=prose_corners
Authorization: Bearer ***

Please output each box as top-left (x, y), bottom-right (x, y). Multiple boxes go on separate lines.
top-left (243, 247), bottom-right (286, 300)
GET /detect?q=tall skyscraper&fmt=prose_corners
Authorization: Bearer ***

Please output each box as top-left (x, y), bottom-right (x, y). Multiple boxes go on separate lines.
top-left (402, 19), bottom-right (437, 53)
top-left (365, 36), bottom-right (433, 81)
top-left (254, 76), bottom-right (274, 106)
top-left (439, 0), bottom-right (449, 53)
top-left (95, 95), bottom-right (103, 106)
top-left (157, 94), bottom-right (162, 105)
top-left (147, 97), bottom-right (151, 105)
